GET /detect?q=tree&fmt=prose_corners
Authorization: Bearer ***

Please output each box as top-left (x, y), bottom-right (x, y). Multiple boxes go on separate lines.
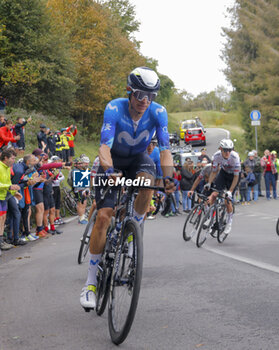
top-left (0, 0), bottom-right (76, 115)
top-left (222, 0), bottom-right (279, 150)
top-left (102, 0), bottom-right (140, 41)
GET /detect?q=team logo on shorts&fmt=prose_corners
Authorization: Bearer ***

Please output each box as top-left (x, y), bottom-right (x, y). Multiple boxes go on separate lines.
top-left (73, 169), bottom-right (91, 188)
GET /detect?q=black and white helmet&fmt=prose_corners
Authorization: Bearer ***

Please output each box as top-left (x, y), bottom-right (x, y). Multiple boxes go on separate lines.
top-left (50, 155), bottom-right (61, 162)
top-left (219, 138), bottom-right (234, 150)
top-left (127, 67), bottom-right (160, 92)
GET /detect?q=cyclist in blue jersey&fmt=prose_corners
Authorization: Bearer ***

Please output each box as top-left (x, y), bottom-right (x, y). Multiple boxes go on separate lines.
top-left (80, 67), bottom-right (174, 309)
top-left (147, 137), bottom-right (163, 185)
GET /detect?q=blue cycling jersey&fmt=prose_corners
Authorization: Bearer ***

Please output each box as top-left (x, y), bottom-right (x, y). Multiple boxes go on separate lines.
top-left (149, 146), bottom-right (163, 179)
top-left (100, 98), bottom-right (169, 157)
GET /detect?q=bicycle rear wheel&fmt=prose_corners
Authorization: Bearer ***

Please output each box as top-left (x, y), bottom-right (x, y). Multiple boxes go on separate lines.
top-left (217, 205), bottom-right (228, 243)
top-left (108, 219), bottom-right (143, 345)
top-left (183, 204), bottom-right (203, 241)
top-left (77, 210), bottom-right (96, 264)
top-left (196, 210), bottom-right (212, 248)
top-left (276, 218), bottom-right (279, 236)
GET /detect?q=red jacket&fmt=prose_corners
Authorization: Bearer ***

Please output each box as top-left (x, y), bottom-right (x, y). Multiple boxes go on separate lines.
top-left (66, 126), bottom-right (77, 148)
top-left (0, 126), bottom-right (16, 148)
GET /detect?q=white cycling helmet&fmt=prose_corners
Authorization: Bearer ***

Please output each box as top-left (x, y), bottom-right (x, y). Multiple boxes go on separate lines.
top-left (80, 156), bottom-right (90, 163)
top-left (127, 67), bottom-right (160, 93)
top-left (219, 138), bottom-right (234, 150)
top-left (50, 155), bottom-right (61, 162)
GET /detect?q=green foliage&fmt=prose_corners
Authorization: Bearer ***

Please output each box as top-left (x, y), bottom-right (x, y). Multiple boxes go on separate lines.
top-left (102, 0), bottom-right (140, 42)
top-left (222, 0), bottom-right (279, 153)
top-left (156, 74), bottom-right (175, 107)
top-left (0, 0), bottom-right (177, 139)
top-left (167, 87), bottom-right (231, 113)
top-left (0, 0), bottom-right (76, 116)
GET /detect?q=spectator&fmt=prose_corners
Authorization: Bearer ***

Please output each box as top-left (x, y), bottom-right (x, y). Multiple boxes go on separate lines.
top-left (50, 155), bottom-right (65, 225)
top-left (41, 154), bottom-right (62, 235)
top-left (180, 160), bottom-right (195, 213)
top-left (271, 150), bottom-right (279, 193)
top-left (54, 131), bottom-right (63, 160)
top-left (11, 154), bottom-right (40, 241)
top-left (245, 166), bottom-right (258, 202)
top-left (146, 138), bottom-right (163, 186)
top-left (198, 148), bottom-right (211, 163)
top-left (66, 125), bottom-right (78, 163)
top-left (261, 149), bottom-right (277, 200)
top-left (239, 172), bottom-right (248, 205)
top-left (244, 151), bottom-right (256, 172)
top-left (37, 124), bottom-right (48, 152)
top-left (32, 148), bottom-right (49, 238)
top-left (253, 150), bottom-right (263, 197)
top-left (0, 119), bottom-right (20, 152)
top-left (14, 116), bottom-right (32, 155)
top-left (68, 156), bottom-right (90, 224)
top-left (60, 128), bottom-right (70, 162)
top-left (0, 114), bottom-right (6, 127)
top-left (171, 168), bottom-right (181, 215)
top-left (0, 148), bottom-right (20, 252)
top-left (46, 129), bottom-right (56, 157)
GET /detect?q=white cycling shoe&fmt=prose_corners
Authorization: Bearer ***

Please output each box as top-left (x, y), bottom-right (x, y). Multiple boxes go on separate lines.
top-left (224, 220), bottom-right (232, 234)
top-left (80, 285), bottom-right (96, 310)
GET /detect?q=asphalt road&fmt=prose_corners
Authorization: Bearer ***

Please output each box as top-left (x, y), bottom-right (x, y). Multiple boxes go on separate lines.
top-left (1, 128), bottom-right (279, 350)
top-left (1, 199), bottom-right (279, 350)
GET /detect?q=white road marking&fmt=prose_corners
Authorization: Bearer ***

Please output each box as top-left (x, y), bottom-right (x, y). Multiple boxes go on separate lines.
top-left (204, 246), bottom-right (279, 274)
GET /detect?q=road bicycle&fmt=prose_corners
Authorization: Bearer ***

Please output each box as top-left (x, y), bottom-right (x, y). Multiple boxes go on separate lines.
top-left (182, 192), bottom-right (208, 241)
top-left (62, 186), bottom-right (77, 215)
top-left (62, 186), bottom-right (92, 217)
top-left (84, 181), bottom-right (163, 345)
top-left (196, 190), bottom-right (231, 248)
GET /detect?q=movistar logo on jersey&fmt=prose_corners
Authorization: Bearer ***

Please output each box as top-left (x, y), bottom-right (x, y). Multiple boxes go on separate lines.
top-left (73, 169), bottom-right (91, 188)
top-left (117, 130), bottom-right (149, 146)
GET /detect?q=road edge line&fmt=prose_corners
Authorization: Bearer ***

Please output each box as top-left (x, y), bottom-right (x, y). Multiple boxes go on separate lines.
top-left (204, 246), bottom-right (279, 274)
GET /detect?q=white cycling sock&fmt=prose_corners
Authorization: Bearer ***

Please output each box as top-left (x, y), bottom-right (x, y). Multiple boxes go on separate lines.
top-left (79, 214), bottom-right (85, 221)
top-left (86, 253), bottom-right (102, 287)
top-left (228, 212), bottom-right (233, 222)
top-left (133, 209), bottom-right (145, 225)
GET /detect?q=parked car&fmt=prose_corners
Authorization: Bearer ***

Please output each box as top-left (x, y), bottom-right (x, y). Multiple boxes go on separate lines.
top-left (179, 118), bottom-right (205, 140)
top-left (169, 132), bottom-right (180, 146)
top-left (179, 119), bottom-right (197, 140)
top-left (173, 149), bottom-right (202, 170)
top-left (184, 127), bottom-right (206, 146)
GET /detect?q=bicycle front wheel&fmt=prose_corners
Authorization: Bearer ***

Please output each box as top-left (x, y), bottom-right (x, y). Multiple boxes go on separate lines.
top-left (217, 205), bottom-right (228, 243)
top-left (77, 210), bottom-right (96, 264)
top-left (183, 205), bottom-right (203, 241)
top-left (196, 210), bottom-right (212, 248)
top-left (108, 219), bottom-right (143, 345)
top-left (276, 218), bottom-right (279, 236)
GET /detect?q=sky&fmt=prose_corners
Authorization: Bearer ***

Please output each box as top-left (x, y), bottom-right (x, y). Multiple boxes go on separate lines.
top-left (130, 0), bottom-right (235, 96)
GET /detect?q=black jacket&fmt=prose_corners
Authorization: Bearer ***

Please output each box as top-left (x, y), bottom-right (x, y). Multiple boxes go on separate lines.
top-left (180, 168), bottom-right (194, 191)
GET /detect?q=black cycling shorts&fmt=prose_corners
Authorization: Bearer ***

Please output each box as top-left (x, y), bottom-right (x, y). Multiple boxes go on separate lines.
top-left (213, 168), bottom-right (239, 195)
top-left (53, 186), bottom-right (61, 209)
top-left (43, 192), bottom-right (55, 210)
top-left (95, 152), bottom-right (156, 210)
top-left (33, 189), bottom-right (44, 205)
